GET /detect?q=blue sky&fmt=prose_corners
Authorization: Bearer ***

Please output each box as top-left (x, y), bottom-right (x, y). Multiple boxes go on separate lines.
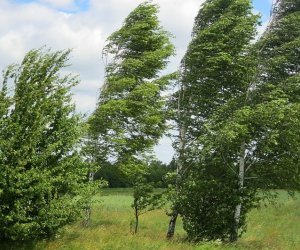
top-left (13, 0), bottom-right (90, 12)
top-left (253, 0), bottom-right (272, 21)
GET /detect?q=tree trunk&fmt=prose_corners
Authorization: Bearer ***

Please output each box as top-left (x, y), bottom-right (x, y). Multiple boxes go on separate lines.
top-left (134, 206), bottom-right (139, 234)
top-left (83, 171), bottom-right (94, 227)
top-left (231, 142), bottom-right (246, 242)
top-left (166, 122), bottom-right (185, 239)
top-left (167, 126), bottom-right (185, 239)
top-left (166, 210), bottom-right (178, 239)
top-left (166, 84), bottom-right (187, 239)
top-left (83, 206), bottom-right (91, 227)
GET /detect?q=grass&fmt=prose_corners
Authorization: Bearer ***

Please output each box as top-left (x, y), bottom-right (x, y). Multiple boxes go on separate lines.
top-left (0, 189), bottom-right (299, 250)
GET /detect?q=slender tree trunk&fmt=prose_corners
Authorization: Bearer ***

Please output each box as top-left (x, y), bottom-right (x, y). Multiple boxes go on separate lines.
top-left (231, 142), bottom-right (246, 242)
top-left (83, 206), bottom-right (91, 227)
top-left (166, 115), bottom-right (186, 239)
top-left (166, 210), bottom-right (178, 239)
top-left (134, 205), bottom-right (139, 234)
top-left (166, 85), bottom-right (188, 239)
top-left (83, 171), bottom-right (94, 227)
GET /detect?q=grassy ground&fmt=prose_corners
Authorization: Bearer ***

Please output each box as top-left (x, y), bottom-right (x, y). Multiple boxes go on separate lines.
top-left (1, 189), bottom-right (299, 250)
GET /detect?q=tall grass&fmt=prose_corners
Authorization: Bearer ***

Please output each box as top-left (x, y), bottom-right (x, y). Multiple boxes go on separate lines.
top-left (1, 189), bottom-right (299, 250)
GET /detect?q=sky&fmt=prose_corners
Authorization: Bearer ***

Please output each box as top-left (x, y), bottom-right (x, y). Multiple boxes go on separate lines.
top-left (0, 0), bottom-right (272, 163)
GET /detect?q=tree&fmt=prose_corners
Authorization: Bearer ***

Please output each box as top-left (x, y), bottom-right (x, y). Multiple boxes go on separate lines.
top-left (178, 0), bottom-right (300, 242)
top-left (94, 162), bottom-right (131, 187)
top-left (0, 48), bottom-right (89, 240)
top-left (167, 0), bottom-right (259, 240)
top-left (89, 1), bottom-right (174, 164)
top-left (248, 0), bottom-right (300, 228)
top-left (88, 1), bottom-right (175, 232)
top-left (146, 160), bottom-right (169, 188)
top-left (130, 174), bottom-right (163, 234)
top-left (94, 159), bottom-right (169, 188)
top-left (210, 0), bottom-right (300, 241)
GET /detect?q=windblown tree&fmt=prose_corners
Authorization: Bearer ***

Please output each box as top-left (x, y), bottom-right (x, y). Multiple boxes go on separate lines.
top-left (175, 0), bottom-right (300, 242)
top-left (167, 0), bottom-right (259, 241)
top-left (0, 49), bottom-right (89, 240)
top-left (89, 1), bottom-right (174, 232)
top-left (206, 0), bottom-right (300, 241)
top-left (89, 2), bottom-right (174, 165)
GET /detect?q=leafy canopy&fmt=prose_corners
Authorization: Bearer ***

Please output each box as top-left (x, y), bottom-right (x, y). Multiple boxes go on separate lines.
top-left (0, 48), bottom-right (89, 240)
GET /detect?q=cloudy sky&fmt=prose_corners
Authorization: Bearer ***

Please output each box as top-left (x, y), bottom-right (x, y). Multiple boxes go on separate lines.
top-left (0, 0), bottom-right (272, 162)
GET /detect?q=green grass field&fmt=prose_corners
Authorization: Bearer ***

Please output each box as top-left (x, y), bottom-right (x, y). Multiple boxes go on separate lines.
top-left (1, 189), bottom-right (299, 250)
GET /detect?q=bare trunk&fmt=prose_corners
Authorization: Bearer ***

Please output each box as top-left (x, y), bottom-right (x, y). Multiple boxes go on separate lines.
top-left (83, 171), bottom-right (94, 227)
top-left (134, 205), bottom-right (139, 234)
top-left (83, 206), bottom-right (91, 227)
top-left (166, 123), bottom-right (185, 239)
top-left (166, 210), bottom-right (178, 239)
top-left (166, 83), bottom-right (188, 239)
top-left (231, 142), bottom-right (246, 242)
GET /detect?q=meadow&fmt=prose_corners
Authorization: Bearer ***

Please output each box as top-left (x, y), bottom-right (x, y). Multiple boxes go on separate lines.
top-left (1, 189), bottom-right (299, 250)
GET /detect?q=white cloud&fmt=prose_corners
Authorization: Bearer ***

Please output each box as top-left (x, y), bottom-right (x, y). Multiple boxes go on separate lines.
top-left (0, 0), bottom-right (202, 111)
top-left (0, 31), bottom-right (26, 63)
top-left (73, 91), bottom-right (98, 116)
top-left (0, 0), bottom-right (202, 162)
top-left (39, 0), bottom-right (75, 9)
top-left (154, 136), bottom-right (175, 163)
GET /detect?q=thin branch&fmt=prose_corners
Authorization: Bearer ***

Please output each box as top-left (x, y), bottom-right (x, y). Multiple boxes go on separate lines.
top-left (221, 152), bottom-right (238, 176)
top-left (245, 159), bottom-right (258, 173)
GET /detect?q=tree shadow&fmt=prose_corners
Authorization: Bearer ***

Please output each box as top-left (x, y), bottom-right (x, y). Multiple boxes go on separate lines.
top-left (0, 240), bottom-right (42, 250)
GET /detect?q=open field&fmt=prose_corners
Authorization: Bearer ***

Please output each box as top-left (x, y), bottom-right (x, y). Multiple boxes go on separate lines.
top-left (1, 189), bottom-right (299, 250)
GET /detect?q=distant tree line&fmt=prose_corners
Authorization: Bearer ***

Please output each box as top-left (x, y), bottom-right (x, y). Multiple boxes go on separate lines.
top-left (95, 159), bottom-right (174, 188)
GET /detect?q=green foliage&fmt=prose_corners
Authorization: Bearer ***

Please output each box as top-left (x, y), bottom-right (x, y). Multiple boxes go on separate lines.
top-left (1, 189), bottom-right (299, 250)
top-left (178, 0), bottom-right (259, 128)
top-left (95, 162), bottom-right (131, 188)
top-left (95, 159), bottom-right (170, 188)
top-left (179, 160), bottom-right (257, 242)
top-left (88, 2), bottom-right (175, 235)
top-left (0, 48), bottom-right (89, 240)
top-left (79, 177), bottom-right (107, 227)
top-left (146, 160), bottom-right (170, 188)
top-left (175, 0), bottom-right (300, 242)
top-left (171, 0), bottom-right (260, 242)
top-left (131, 176), bottom-right (163, 234)
top-left (89, 1), bottom-right (175, 164)
top-left (241, 0), bottom-right (300, 192)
